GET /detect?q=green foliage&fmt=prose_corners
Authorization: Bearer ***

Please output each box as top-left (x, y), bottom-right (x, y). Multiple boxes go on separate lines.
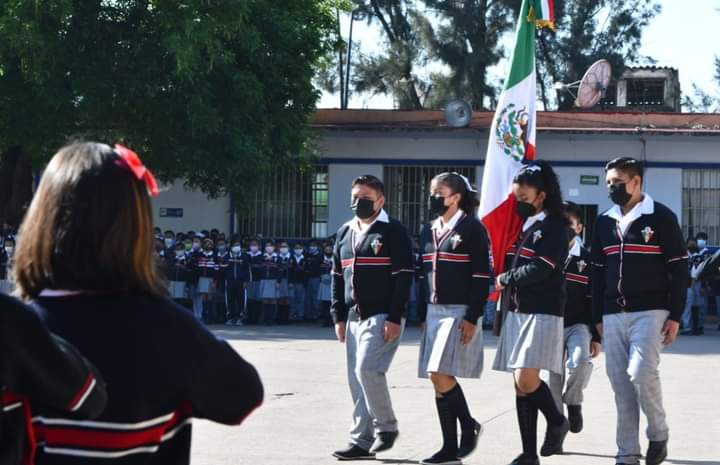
top-left (423, 0), bottom-right (516, 110)
top-left (0, 0), bottom-right (340, 206)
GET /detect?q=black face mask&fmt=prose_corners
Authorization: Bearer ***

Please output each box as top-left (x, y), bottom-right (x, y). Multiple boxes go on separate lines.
top-left (516, 200), bottom-right (537, 220)
top-left (429, 195), bottom-right (449, 216)
top-left (688, 246), bottom-right (699, 254)
top-left (609, 183), bottom-right (632, 207)
top-left (352, 198), bottom-right (376, 220)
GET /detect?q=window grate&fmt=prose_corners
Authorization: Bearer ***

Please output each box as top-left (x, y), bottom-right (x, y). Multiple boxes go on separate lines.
top-left (383, 166), bottom-right (477, 237)
top-left (682, 169), bottom-right (720, 244)
top-left (238, 166), bottom-right (328, 240)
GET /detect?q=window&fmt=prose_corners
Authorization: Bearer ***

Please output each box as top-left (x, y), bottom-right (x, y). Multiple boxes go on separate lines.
top-left (682, 169), bottom-right (720, 244)
top-left (238, 166), bottom-right (328, 240)
top-left (599, 83), bottom-right (617, 107)
top-left (626, 78), bottom-right (665, 107)
top-left (383, 166), bottom-right (477, 237)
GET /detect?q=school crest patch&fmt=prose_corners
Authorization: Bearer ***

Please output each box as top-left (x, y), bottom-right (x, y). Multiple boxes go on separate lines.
top-left (641, 226), bottom-right (655, 243)
top-left (533, 230), bottom-right (543, 244)
top-left (450, 234), bottom-right (463, 250)
top-left (371, 237), bottom-right (383, 255)
top-left (576, 259), bottom-right (587, 273)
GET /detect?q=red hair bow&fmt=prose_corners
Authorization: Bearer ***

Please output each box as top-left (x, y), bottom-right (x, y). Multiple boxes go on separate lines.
top-left (114, 144), bottom-right (159, 197)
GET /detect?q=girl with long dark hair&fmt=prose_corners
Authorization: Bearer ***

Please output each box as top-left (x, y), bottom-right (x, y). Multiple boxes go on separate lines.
top-left (491, 160), bottom-right (570, 465)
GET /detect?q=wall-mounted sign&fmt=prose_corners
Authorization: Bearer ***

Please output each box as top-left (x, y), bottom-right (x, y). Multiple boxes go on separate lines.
top-left (580, 175), bottom-right (599, 185)
top-left (159, 208), bottom-right (183, 218)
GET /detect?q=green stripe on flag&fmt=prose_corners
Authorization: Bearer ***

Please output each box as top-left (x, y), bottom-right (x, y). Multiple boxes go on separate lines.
top-left (504, 0), bottom-right (537, 90)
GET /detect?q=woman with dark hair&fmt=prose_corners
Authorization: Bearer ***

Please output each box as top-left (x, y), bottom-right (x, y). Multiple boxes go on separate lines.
top-left (417, 172), bottom-right (491, 465)
top-left (491, 160), bottom-right (570, 465)
top-left (12, 142), bottom-right (263, 464)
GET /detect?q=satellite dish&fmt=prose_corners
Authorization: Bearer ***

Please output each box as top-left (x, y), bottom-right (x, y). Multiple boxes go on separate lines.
top-left (553, 59), bottom-right (612, 108)
top-left (444, 100), bottom-right (472, 127)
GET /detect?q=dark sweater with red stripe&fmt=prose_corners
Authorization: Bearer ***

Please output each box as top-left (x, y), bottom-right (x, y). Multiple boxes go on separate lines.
top-left (30, 292), bottom-right (263, 465)
top-left (0, 293), bottom-right (107, 465)
top-left (417, 214), bottom-right (491, 324)
top-left (564, 245), bottom-right (600, 342)
top-left (498, 214), bottom-right (569, 317)
top-left (591, 199), bottom-right (688, 323)
top-left (331, 214), bottom-right (414, 325)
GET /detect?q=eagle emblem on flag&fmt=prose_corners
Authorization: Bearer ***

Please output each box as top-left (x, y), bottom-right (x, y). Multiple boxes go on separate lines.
top-left (533, 230), bottom-right (543, 243)
top-left (577, 260), bottom-right (587, 273)
top-left (450, 234), bottom-right (463, 250)
top-left (641, 226), bottom-right (655, 243)
top-left (371, 237), bottom-right (383, 255)
top-left (495, 103), bottom-right (530, 162)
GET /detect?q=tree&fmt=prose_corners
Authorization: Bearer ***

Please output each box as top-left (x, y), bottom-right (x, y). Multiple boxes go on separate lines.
top-left (535, 0), bottom-right (661, 110)
top-left (682, 58), bottom-right (720, 112)
top-left (0, 0), bottom-right (339, 216)
top-left (350, 0), bottom-right (433, 109)
top-left (422, 0), bottom-right (516, 110)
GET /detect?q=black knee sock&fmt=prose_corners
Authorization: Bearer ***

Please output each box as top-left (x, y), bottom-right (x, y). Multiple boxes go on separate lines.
top-left (516, 395), bottom-right (538, 457)
top-left (527, 381), bottom-right (565, 426)
top-left (442, 383), bottom-right (475, 431)
top-left (435, 395), bottom-right (458, 456)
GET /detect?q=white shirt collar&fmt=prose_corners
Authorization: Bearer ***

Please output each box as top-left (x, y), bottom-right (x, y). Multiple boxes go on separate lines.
top-left (346, 209), bottom-right (389, 234)
top-left (522, 210), bottom-right (547, 232)
top-left (603, 194), bottom-right (654, 236)
top-left (431, 209), bottom-right (464, 232)
top-left (569, 238), bottom-right (582, 257)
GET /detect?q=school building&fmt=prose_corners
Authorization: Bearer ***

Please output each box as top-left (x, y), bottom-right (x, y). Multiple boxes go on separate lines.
top-left (152, 109), bottom-right (720, 244)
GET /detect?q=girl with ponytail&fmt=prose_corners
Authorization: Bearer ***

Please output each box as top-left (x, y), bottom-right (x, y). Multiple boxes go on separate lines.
top-left (416, 172), bottom-right (492, 464)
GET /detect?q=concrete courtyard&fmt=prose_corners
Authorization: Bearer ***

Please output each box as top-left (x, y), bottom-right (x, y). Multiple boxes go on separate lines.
top-left (191, 324), bottom-right (720, 465)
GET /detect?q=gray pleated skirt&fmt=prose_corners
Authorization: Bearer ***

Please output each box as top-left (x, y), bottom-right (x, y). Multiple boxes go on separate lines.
top-left (276, 278), bottom-right (290, 298)
top-left (0, 279), bottom-right (13, 295)
top-left (492, 311), bottom-right (564, 375)
top-left (258, 279), bottom-right (278, 300)
top-left (418, 304), bottom-right (484, 379)
top-left (168, 281), bottom-right (187, 299)
top-left (318, 275), bottom-right (332, 302)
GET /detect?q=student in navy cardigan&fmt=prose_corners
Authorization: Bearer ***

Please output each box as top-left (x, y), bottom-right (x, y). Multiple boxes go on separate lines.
top-left (331, 175), bottom-right (414, 461)
top-left (0, 293), bottom-right (107, 465)
top-left (592, 157), bottom-right (687, 465)
top-left (11, 142), bottom-right (263, 465)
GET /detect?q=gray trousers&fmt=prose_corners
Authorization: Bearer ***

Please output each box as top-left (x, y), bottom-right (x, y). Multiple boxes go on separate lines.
top-left (604, 310), bottom-right (670, 464)
top-left (346, 310), bottom-right (404, 450)
top-left (547, 323), bottom-right (594, 411)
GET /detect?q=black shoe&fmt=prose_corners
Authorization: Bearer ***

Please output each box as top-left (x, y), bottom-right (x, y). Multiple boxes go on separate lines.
top-left (332, 444), bottom-right (376, 461)
top-left (508, 453), bottom-right (540, 465)
top-left (420, 450), bottom-right (462, 465)
top-left (567, 405), bottom-right (583, 433)
top-left (457, 420), bottom-right (483, 458)
top-left (369, 431), bottom-right (398, 453)
top-left (692, 327), bottom-right (705, 335)
top-left (645, 440), bottom-right (668, 465)
top-left (540, 417), bottom-right (569, 457)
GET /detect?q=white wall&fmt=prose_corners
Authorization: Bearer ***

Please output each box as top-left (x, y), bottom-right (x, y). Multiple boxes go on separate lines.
top-left (328, 163), bottom-right (383, 234)
top-left (152, 181), bottom-right (231, 233)
top-left (150, 131), bottom-right (714, 237)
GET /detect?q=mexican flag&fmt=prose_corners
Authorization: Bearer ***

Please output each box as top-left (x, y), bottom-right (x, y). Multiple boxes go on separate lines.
top-left (479, 0), bottom-right (554, 282)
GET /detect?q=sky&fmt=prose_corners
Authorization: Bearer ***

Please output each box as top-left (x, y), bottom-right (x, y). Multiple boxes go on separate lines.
top-left (318, 0), bottom-right (720, 110)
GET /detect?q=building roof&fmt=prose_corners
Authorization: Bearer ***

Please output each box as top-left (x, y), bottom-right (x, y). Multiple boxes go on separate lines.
top-left (311, 109), bottom-right (720, 136)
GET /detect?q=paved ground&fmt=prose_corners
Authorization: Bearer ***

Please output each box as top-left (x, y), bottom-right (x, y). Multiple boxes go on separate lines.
top-left (191, 324), bottom-right (720, 465)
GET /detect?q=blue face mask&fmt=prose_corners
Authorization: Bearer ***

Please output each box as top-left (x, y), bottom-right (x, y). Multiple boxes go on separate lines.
top-left (697, 239), bottom-right (707, 249)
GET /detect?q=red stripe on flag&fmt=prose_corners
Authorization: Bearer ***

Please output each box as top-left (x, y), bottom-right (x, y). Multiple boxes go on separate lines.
top-left (482, 194), bottom-right (524, 281)
top-left (548, 0), bottom-right (555, 21)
